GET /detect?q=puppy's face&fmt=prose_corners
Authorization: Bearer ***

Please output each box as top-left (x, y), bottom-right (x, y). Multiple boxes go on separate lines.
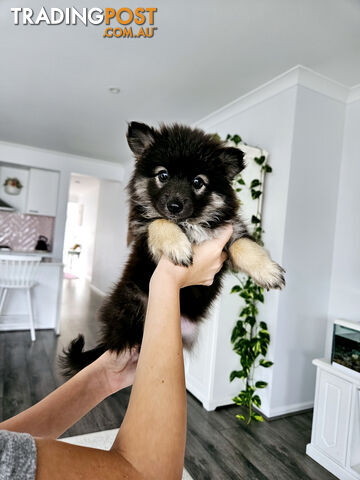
top-left (127, 122), bottom-right (245, 225)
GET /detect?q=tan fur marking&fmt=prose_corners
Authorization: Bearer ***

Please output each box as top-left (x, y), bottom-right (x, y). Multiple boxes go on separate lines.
top-left (229, 238), bottom-right (285, 290)
top-left (148, 219), bottom-right (193, 265)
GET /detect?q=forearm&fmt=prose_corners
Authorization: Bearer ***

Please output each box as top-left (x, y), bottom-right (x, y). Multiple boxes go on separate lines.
top-left (113, 274), bottom-right (186, 480)
top-left (0, 362), bottom-right (113, 438)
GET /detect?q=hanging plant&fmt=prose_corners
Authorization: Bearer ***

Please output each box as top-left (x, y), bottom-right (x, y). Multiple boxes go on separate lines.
top-left (225, 133), bottom-right (273, 424)
top-left (3, 177), bottom-right (23, 195)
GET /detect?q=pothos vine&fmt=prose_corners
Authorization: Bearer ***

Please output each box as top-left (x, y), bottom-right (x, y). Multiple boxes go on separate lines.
top-left (225, 133), bottom-right (273, 424)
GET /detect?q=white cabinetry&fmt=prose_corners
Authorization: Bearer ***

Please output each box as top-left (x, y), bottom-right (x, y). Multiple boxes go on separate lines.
top-left (307, 359), bottom-right (360, 480)
top-left (26, 168), bottom-right (59, 216)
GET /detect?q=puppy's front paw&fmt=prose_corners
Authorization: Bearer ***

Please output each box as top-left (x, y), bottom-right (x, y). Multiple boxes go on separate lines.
top-left (250, 260), bottom-right (285, 290)
top-left (163, 234), bottom-right (193, 266)
top-left (229, 237), bottom-right (285, 290)
top-left (148, 219), bottom-right (193, 266)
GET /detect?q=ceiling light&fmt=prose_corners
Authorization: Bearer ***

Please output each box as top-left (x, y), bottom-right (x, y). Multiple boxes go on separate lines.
top-left (108, 87), bottom-right (120, 94)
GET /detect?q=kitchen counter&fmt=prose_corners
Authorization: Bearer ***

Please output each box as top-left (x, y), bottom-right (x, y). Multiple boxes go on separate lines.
top-left (0, 253), bottom-right (64, 334)
top-left (0, 250), bottom-right (63, 265)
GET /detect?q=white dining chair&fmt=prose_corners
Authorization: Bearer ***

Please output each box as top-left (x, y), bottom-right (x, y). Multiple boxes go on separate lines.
top-left (0, 254), bottom-right (42, 341)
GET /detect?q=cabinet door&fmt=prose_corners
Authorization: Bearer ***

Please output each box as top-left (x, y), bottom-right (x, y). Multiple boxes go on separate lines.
top-left (314, 369), bottom-right (352, 464)
top-left (26, 169), bottom-right (59, 216)
top-left (0, 166), bottom-right (29, 212)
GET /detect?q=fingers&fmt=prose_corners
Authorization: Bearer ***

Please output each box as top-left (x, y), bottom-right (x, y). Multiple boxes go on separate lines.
top-left (213, 224), bottom-right (233, 249)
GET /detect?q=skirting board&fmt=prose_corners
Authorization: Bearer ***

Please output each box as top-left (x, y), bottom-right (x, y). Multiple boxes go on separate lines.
top-left (306, 444), bottom-right (359, 480)
top-left (266, 401), bottom-right (314, 418)
top-left (186, 380), bottom-right (313, 417)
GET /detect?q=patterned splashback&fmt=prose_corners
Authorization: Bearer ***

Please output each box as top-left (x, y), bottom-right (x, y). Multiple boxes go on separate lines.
top-left (0, 211), bottom-right (55, 251)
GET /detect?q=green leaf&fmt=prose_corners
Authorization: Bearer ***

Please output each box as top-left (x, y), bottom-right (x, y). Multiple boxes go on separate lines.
top-left (251, 215), bottom-right (261, 224)
top-left (259, 360), bottom-right (274, 368)
top-left (232, 134), bottom-right (242, 145)
top-left (237, 177), bottom-right (245, 185)
top-left (230, 370), bottom-right (247, 382)
top-left (254, 156), bottom-right (265, 165)
top-left (263, 164), bottom-right (272, 173)
top-left (236, 414), bottom-right (246, 422)
top-left (245, 316), bottom-right (256, 327)
top-left (259, 321), bottom-right (267, 330)
top-left (255, 381), bottom-right (268, 389)
top-left (231, 285), bottom-right (241, 293)
top-left (250, 179), bottom-right (261, 188)
top-left (226, 134), bottom-right (231, 141)
top-left (251, 190), bottom-right (262, 200)
top-left (252, 394), bottom-right (262, 407)
top-left (251, 413), bottom-right (264, 422)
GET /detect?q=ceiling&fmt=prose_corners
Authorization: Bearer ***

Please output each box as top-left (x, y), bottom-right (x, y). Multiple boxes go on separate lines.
top-left (1, 0), bottom-right (360, 164)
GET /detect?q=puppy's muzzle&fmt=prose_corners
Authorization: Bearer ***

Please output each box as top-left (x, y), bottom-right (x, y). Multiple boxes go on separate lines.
top-left (167, 199), bottom-right (183, 214)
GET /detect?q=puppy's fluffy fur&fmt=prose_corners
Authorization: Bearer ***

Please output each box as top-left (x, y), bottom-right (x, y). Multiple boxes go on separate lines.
top-left (61, 122), bottom-right (285, 376)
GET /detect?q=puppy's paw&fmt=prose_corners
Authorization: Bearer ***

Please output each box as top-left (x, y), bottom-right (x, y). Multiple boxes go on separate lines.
top-left (229, 237), bottom-right (285, 290)
top-left (250, 260), bottom-right (285, 290)
top-left (148, 219), bottom-right (193, 266)
top-left (163, 235), bottom-right (193, 266)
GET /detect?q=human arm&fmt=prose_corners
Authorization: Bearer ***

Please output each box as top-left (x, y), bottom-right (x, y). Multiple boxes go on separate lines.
top-left (0, 349), bottom-right (138, 439)
top-left (24, 226), bottom-right (233, 479)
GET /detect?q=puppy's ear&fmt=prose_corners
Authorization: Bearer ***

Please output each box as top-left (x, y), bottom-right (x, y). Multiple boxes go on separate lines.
top-left (127, 122), bottom-right (155, 157)
top-left (220, 147), bottom-right (245, 179)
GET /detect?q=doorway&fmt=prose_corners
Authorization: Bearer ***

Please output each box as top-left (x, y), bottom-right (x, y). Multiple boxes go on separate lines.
top-left (62, 174), bottom-right (100, 280)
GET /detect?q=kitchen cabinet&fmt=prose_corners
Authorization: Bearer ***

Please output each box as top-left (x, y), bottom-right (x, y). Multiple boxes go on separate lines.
top-left (0, 165), bottom-right (29, 212)
top-left (26, 168), bottom-right (59, 216)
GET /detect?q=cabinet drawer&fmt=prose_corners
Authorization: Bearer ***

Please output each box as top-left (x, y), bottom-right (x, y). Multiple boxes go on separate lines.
top-left (314, 369), bottom-right (352, 464)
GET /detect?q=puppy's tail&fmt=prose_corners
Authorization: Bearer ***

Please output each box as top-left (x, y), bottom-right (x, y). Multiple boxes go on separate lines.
top-left (59, 335), bottom-right (106, 378)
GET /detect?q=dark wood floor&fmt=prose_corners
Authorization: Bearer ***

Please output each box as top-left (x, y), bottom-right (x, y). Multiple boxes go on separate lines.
top-left (0, 278), bottom-right (336, 480)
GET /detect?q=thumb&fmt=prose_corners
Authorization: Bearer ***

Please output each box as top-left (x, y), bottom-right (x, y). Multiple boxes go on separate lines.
top-left (214, 224), bottom-right (233, 249)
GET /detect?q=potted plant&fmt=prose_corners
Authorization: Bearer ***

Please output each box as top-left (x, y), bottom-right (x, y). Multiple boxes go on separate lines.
top-left (3, 177), bottom-right (23, 195)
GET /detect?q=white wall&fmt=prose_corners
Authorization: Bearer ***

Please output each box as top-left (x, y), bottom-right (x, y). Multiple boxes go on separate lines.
top-left (193, 67), bottom-right (348, 417)
top-left (270, 86), bottom-right (345, 415)
top-left (91, 177), bottom-right (130, 294)
top-left (195, 86), bottom-right (298, 415)
top-left (0, 141), bottom-right (124, 260)
top-left (328, 99), bottom-right (360, 326)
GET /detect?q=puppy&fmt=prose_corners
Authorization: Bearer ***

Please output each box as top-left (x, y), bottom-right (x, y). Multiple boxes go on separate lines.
top-left (61, 122), bottom-right (284, 376)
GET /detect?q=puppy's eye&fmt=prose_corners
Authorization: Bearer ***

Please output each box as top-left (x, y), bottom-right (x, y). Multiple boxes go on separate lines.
top-left (157, 170), bottom-right (169, 183)
top-left (193, 176), bottom-right (205, 190)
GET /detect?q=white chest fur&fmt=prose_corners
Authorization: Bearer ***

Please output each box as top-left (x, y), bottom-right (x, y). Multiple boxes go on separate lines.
top-left (180, 222), bottom-right (217, 244)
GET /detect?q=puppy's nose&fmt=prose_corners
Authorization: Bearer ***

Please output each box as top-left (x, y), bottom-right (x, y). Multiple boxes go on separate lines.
top-left (167, 199), bottom-right (183, 214)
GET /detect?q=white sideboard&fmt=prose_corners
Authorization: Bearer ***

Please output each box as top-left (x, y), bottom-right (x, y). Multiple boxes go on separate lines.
top-left (307, 359), bottom-right (360, 480)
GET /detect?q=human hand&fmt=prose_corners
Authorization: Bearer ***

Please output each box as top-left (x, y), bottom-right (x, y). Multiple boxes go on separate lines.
top-left (151, 224), bottom-right (233, 289)
top-left (94, 348), bottom-right (139, 395)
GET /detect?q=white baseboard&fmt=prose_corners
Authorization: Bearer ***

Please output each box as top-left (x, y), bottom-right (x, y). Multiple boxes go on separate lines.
top-left (89, 283), bottom-right (106, 297)
top-left (186, 376), bottom-right (314, 417)
top-left (267, 401), bottom-right (314, 418)
top-left (306, 444), bottom-right (359, 480)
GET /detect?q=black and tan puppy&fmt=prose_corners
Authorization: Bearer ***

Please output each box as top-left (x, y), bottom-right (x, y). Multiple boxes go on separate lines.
top-left (61, 122), bottom-right (285, 376)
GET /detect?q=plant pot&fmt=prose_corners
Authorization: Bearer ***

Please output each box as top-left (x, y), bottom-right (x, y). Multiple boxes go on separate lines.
top-left (4, 184), bottom-right (21, 195)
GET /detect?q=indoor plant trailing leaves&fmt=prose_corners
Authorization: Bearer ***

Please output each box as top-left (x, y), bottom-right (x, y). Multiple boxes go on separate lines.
top-left (225, 133), bottom-right (274, 424)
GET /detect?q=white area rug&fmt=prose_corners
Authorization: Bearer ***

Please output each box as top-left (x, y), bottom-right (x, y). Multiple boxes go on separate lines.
top-left (61, 429), bottom-right (193, 479)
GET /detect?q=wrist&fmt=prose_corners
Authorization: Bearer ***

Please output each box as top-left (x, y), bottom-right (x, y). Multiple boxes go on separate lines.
top-left (150, 265), bottom-right (182, 290)
top-left (82, 360), bottom-right (114, 399)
